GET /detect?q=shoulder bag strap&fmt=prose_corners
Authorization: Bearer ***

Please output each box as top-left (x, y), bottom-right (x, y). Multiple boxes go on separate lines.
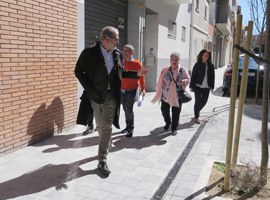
top-left (170, 67), bottom-right (182, 91)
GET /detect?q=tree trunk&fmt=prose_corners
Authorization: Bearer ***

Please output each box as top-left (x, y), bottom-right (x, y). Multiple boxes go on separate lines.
top-left (260, 0), bottom-right (269, 186)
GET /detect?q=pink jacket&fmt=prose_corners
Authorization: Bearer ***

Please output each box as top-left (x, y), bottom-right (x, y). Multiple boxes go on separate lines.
top-left (151, 65), bottom-right (190, 107)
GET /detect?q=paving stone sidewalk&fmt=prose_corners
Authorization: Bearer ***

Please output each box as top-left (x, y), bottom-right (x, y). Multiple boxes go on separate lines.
top-left (0, 67), bottom-right (269, 200)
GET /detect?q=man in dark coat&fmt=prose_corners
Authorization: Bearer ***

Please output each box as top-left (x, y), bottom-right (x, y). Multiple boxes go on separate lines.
top-left (74, 26), bottom-right (123, 175)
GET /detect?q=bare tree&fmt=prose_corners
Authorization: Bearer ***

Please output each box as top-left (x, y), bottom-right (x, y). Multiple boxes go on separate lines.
top-left (260, 0), bottom-right (269, 187)
top-left (248, 0), bottom-right (266, 102)
top-left (249, 0), bottom-right (267, 35)
top-left (249, 0), bottom-right (269, 186)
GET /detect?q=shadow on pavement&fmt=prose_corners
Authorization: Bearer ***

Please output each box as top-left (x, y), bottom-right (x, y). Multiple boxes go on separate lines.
top-left (244, 104), bottom-right (270, 144)
top-left (34, 132), bottom-right (119, 153)
top-left (183, 177), bottom-right (224, 200)
top-left (0, 156), bottom-right (107, 200)
top-left (212, 86), bottom-right (224, 96)
top-left (111, 128), bottom-right (171, 152)
top-left (33, 133), bottom-right (100, 153)
top-left (178, 119), bottom-right (196, 130)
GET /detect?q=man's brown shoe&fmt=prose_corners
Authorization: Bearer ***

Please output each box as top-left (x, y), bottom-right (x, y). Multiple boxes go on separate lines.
top-left (194, 118), bottom-right (200, 124)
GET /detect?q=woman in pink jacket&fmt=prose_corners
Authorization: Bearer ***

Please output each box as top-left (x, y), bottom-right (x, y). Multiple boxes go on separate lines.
top-left (151, 52), bottom-right (190, 135)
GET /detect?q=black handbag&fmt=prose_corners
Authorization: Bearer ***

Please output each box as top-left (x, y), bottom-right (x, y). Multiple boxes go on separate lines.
top-left (170, 68), bottom-right (192, 103)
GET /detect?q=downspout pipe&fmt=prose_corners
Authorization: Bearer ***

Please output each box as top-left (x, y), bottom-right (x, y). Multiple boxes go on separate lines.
top-left (188, 0), bottom-right (194, 74)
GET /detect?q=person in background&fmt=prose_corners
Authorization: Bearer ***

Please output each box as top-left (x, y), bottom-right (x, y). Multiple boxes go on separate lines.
top-left (74, 26), bottom-right (123, 175)
top-left (120, 44), bottom-right (146, 138)
top-left (189, 49), bottom-right (215, 124)
top-left (151, 52), bottom-right (190, 135)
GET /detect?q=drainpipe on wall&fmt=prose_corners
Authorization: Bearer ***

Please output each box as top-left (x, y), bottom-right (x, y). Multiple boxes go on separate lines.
top-left (188, 0), bottom-right (194, 74)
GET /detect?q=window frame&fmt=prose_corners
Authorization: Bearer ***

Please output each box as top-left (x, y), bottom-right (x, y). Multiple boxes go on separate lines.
top-left (168, 20), bottom-right (177, 40)
top-left (204, 2), bottom-right (208, 20)
top-left (195, 0), bottom-right (199, 13)
top-left (181, 26), bottom-right (186, 42)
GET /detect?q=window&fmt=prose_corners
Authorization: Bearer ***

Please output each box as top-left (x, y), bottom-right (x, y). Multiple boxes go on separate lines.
top-left (168, 20), bottom-right (177, 40)
top-left (181, 26), bottom-right (186, 42)
top-left (195, 0), bottom-right (199, 13)
top-left (204, 3), bottom-right (208, 20)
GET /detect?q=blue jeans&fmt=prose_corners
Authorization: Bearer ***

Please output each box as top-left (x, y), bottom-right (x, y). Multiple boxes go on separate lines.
top-left (121, 89), bottom-right (137, 131)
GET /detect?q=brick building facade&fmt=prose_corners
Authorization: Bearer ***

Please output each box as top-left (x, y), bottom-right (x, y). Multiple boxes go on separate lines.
top-left (0, 0), bottom-right (78, 155)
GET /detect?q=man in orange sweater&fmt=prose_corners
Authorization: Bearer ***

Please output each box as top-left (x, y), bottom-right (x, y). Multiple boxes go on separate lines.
top-left (121, 44), bottom-right (145, 137)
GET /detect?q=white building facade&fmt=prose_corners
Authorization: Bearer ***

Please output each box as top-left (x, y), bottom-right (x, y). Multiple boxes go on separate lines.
top-left (127, 0), bottom-right (192, 91)
top-left (76, 0), bottom-right (234, 95)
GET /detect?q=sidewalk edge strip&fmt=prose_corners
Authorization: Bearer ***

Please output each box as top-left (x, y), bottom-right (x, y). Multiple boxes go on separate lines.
top-left (151, 120), bottom-right (208, 200)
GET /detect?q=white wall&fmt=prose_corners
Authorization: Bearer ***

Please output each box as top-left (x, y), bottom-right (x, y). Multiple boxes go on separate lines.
top-left (145, 14), bottom-right (158, 91)
top-left (145, 0), bottom-right (191, 80)
top-left (127, 0), bottom-right (191, 91)
top-left (127, 0), bottom-right (145, 61)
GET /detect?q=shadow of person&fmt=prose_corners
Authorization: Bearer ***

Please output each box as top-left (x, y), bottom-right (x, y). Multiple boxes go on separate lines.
top-left (178, 119), bottom-right (195, 130)
top-left (110, 128), bottom-right (171, 152)
top-left (27, 103), bottom-right (53, 145)
top-left (27, 97), bottom-right (65, 145)
top-left (41, 134), bottom-right (100, 153)
top-left (0, 156), bottom-right (105, 200)
top-left (35, 132), bottom-right (121, 153)
top-left (47, 97), bottom-right (64, 134)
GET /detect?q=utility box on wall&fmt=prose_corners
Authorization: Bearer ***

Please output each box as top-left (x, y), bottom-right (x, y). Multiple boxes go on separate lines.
top-left (145, 49), bottom-right (157, 92)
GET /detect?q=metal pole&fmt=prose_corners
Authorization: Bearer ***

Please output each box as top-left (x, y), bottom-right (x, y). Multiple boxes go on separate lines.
top-left (224, 14), bottom-right (242, 192)
top-left (232, 21), bottom-right (253, 165)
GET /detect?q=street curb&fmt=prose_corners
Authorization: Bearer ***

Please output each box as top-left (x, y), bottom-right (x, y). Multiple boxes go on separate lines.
top-left (152, 120), bottom-right (208, 200)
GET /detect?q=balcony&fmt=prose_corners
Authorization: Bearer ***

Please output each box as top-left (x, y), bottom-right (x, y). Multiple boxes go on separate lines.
top-left (216, 0), bottom-right (232, 35)
top-left (216, 21), bottom-right (231, 35)
top-left (176, 0), bottom-right (192, 4)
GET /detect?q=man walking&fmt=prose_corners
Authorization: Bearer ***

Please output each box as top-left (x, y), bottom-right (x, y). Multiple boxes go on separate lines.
top-left (121, 44), bottom-right (146, 137)
top-left (75, 26), bottom-right (123, 175)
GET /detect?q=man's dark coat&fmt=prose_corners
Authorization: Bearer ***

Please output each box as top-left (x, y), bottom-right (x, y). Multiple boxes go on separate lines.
top-left (74, 42), bottom-right (123, 128)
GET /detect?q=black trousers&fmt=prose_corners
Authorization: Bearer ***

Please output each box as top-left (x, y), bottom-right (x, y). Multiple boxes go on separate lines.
top-left (194, 86), bottom-right (210, 118)
top-left (161, 100), bottom-right (182, 132)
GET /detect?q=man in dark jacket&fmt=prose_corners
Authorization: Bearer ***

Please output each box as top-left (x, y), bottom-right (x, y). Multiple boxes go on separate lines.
top-left (74, 26), bottom-right (122, 175)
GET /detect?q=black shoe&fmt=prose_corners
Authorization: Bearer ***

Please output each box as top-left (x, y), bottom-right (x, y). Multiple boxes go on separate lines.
top-left (82, 126), bottom-right (94, 135)
top-left (97, 161), bottom-right (111, 175)
top-left (164, 123), bottom-right (171, 131)
top-left (126, 130), bottom-right (133, 138)
top-left (171, 129), bottom-right (177, 135)
top-left (121, 128), bottom-right (128, 133)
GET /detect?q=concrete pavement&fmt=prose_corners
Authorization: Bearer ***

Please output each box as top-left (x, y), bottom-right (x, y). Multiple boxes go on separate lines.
top-left (0, 66), bottom-right (269, 200)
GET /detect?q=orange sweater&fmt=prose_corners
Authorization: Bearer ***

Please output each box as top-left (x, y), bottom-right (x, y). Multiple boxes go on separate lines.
top-left (121, 59), bottom-right (145, 92)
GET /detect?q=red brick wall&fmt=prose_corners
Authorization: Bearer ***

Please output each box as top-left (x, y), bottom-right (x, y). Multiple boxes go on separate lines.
top-left (0, 0), bottom-right (78, 155)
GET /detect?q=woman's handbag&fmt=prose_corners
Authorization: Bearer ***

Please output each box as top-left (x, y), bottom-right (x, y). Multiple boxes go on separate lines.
top-left (176, 87), bottom-right (192, 103)
top-left (170, 68), bottom-right (192, 103)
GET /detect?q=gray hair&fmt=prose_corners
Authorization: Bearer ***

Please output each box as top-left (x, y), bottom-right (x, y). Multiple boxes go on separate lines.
top-left (123, 44), bottom-right (134, 52)
top-left (100, 26), bottom-right (119, 40)
top-left (170, 52), bottom-right (181, 60)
